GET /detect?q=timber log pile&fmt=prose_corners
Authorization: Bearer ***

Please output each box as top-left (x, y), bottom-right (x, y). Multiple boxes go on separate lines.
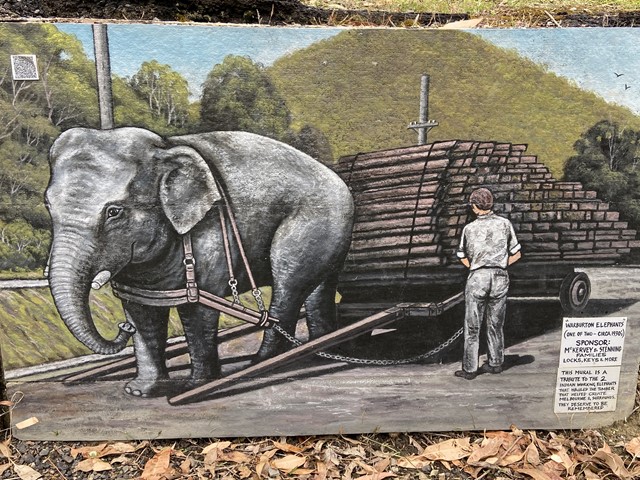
top-left (333, 140), bottom-right (640, 281)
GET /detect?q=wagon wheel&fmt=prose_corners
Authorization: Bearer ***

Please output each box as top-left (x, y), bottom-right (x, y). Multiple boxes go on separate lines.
top-left (559, 272), bottom-right (591, 314)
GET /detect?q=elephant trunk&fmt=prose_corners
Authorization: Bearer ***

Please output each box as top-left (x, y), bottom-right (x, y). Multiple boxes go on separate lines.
top-left (48, 232), bottom-right (134, 355)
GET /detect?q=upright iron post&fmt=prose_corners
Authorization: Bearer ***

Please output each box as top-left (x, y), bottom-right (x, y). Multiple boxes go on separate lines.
top-left (408, 73), bottom-right (438, 145)
top-left (418, 74), bottom-right (429, 145)
top-left (93, 24), bottom-right (114, 130)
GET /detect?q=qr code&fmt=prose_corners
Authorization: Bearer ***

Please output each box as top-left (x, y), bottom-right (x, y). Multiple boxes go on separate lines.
top-left (11, 55), bottom-right (39, 81)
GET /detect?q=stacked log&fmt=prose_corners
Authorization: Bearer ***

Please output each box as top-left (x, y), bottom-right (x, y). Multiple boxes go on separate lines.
top-left (333, 140), bottom-right (640, 281)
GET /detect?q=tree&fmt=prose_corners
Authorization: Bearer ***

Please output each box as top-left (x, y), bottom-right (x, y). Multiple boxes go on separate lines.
top-left (200, 55), bottom-right (291, 140)
top-left (287, 124), bottom-right (334, 164)
top-left (564, 120), bottom-right (640, 227)
top-left (129, 60), bottom-right (191, 128)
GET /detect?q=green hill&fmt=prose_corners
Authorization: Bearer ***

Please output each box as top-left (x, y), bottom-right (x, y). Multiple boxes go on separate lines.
top-left (269, 30), bottom-right (640, 177)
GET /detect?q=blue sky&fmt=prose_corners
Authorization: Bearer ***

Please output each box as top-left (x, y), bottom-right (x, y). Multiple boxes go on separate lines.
top-left (57, 24), bottom-right (341, 99)
top-left (57, 24), bottom-right (640, 115)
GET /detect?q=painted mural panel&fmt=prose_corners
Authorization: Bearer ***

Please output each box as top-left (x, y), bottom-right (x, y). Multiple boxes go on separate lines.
top-left (1, 23), bottom-right (640, 439)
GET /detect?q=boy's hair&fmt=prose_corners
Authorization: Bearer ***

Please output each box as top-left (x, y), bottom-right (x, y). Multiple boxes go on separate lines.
top-left (469, 188), bottom-right (494, 211)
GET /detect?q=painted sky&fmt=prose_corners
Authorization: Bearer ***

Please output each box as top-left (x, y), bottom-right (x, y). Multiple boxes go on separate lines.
top-left (57, 24), bottom-right (640, 116)
top-left (57, 24), bottom-right (341, 98)
top-left (472, 28), bottom-right (640, 115)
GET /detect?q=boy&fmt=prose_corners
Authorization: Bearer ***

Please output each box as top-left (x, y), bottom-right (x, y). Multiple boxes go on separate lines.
top-left (455, 188), bottom-right (522, 380)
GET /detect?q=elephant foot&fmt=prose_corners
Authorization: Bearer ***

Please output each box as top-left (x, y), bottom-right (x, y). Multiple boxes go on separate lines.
top-left (124, 377), bottom-right (171, 398)
top-left (253, 330), bottom-right (291, 364)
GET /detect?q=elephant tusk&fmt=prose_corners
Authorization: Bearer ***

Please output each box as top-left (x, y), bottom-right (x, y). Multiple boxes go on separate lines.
top-left (91, 270), bottom-right (112, 290)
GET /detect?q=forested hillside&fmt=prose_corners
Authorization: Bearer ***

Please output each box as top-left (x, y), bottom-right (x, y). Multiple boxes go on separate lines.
top-left (269, 30), bottom-right (640, 177)
top-left (0, 24), bottom-right (196, 272)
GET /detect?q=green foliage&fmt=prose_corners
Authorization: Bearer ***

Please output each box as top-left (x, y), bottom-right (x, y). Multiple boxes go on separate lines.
top-left (129, 60), bottom-right (192, 129)
top-left (0, 24), bottom-right (102, 271)
top-left (200, 55), bottom-right (291, 139)
top-left (269, 30), bottom-right (640, 173)
top-left (287, 124), bottom-right (334, 165)
top-left (564, 120), bottom-right (640, 228)
top-left (200, 54), bottom-right (334, 163)
top-left (0, 24), bottom-right (200, 272)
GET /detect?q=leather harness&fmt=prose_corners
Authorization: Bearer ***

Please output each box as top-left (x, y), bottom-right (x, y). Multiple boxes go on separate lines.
top-left (111, 190), bottom-right (278, 330)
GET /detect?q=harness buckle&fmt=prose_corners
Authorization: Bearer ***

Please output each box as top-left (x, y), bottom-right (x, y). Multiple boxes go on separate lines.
top-left (186, 281), bottom-right (199, 303)
top-left (183, 257), bottom-right (196, 267)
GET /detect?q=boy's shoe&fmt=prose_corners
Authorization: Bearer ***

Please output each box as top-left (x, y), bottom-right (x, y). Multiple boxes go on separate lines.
top-left (480, 363), bottom-right (503, 374)
top-left (454, 369), bottom-right (477, 380)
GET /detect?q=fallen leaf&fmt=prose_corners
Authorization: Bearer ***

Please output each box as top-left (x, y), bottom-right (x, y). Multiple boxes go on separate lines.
top-left (140, 448), bottom-right (173, 480)
top-left (515, 467), bottom-right (554, 480)
top-left (220, 451), bottom-right (251, 464)
top-left (0, 464), bottom-right (9, 476)
top-left (180, 457), bottom-right (191, 474)
top-left (272, 454), bottom-right (307, 472)
top-left (204, 448), bottom-right (218, 466)
top-left (541, 460), bottom-right (566, 480)
top-left (467, 437), bottom-right (503, 465)
top-left (499, 450), bottom-right (526, 467)
top-left (524, 442), bottom-right (541, 466)
top-left (397, 455), bottom-right (430, 470)
top-left (583, 467), bottom-right (601, 480)
top-left (71, 443), bottom-right (107, 459)
top-left (15, 417), bottom-right (38, 430)
top-left (238, 465), bottom-right (252, 478)
top-left (256, 449), bottom-right (278, 477)
top-left (549, 449), bottom-right (575, 475)
top-left (625, 437), bottom-right (640, 457)
top-left (202, 441), bottom-right (231, 455)
top-left (0, 400), bottom-right (14, 407)
top-left (0, 439), bottom-right (11, 460)
top-left (354, 474), bottom-right (396, 480)
top-left (341, 446), bottom-right (367, 458)
top-left (273, 441), bottom-right (304, 454)
top-left (101, 442), bottom-right (138, 456)
top-left (591, 446), bottom-right (633, 479)
top-left (374, 458), bottom-right (391, 472)
top-left (76, 458), bottom-right (112, 473)
top-left (422, 438), bottom-right (472, 461)
top-left (14, 464), bottom-right (41, 480)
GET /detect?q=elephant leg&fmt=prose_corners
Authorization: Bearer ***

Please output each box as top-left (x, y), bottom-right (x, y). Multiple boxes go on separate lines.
top-left (254, 287), bottom-right (307, 362)
top-left (177, 303), bottom-right (220, 385)
top-left (304, 272), bottom-right (339, 340)
top-left (122, 302), bottom-right (170, 398)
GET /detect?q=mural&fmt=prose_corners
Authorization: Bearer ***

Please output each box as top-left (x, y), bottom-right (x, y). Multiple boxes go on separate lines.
top-left (1, 24), bottom-right (640, 439)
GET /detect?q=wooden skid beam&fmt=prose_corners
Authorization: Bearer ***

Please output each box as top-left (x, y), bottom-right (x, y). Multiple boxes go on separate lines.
top-left (168, 306), bottom-right (406, 405)
top-left (63, 323), bottom-right (260, 384)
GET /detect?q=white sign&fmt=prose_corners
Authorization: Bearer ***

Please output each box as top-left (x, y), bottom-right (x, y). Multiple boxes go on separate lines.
top-left (555, 317), bottom-right (626, 413)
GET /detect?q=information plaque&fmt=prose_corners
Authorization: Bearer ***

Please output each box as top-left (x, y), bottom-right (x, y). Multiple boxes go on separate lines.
top-left (555, 318), bottom-right (627, 413)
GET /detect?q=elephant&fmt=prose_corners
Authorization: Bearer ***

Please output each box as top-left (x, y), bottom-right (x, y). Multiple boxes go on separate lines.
top-left (45, 126), bottom-right (354, 398)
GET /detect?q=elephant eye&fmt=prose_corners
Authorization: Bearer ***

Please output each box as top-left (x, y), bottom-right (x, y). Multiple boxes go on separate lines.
top-left (106, 206), bottom-right (123, 219)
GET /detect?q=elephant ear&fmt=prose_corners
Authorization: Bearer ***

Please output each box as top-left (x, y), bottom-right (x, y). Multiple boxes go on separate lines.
top-left (157, 146), bottom-right (221, 235)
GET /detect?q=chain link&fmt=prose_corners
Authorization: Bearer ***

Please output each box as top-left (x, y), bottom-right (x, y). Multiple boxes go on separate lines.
top-left (252, 288), bottom-right (266, 312)
top-left (228, 278), bottom-right (241, 304)
top-left (272, 323), bottom-right (464, 366)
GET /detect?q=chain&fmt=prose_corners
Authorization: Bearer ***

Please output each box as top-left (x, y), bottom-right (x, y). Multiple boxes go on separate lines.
top-left (252, 288), bottom-right (266, 312)
top-left (272, 323), bottom-right (464, 366)
top-left (228, 278), bottom-right (241, 304)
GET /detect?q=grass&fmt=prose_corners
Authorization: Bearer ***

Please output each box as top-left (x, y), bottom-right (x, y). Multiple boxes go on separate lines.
top-left (301, 0), bottom-right (640, 15)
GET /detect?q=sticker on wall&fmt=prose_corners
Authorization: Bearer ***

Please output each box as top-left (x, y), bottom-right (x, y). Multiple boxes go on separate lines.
top-left (0, 23), bottom-right (640, 440)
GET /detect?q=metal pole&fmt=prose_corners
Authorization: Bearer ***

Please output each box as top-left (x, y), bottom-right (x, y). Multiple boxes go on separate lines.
top-left (418, 74), bottom-right (429, 145)
top-left (92, 24), bottom-right (114, 130)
